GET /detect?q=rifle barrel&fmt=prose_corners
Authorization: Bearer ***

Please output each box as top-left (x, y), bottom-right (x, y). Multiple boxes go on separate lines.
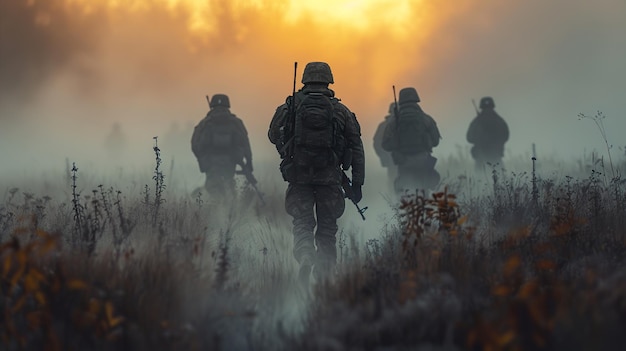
top-left (472, 99), bottom-right (479, 115)
top-left (342, 171), bottom-right (367, 220)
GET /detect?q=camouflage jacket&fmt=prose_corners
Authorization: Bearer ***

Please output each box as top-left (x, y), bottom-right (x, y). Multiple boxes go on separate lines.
top-left (268, 85), bottom-right (365, 186)
top-left (382, 103), bottom-right (441, 156)
top-left (466, 109), bottom-right (509, 152)
top-left (191, 106), bottom-right (252, 172)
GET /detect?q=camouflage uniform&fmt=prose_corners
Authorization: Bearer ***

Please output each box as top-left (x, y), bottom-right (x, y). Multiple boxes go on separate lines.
top-left (373, 103), bottom-right (398, 190)
top-left (382, 87), bottom-right (441, 192)
top-left (466, 97), bottom-right (509, 170)
top-left (191, 94), bottom-right (253, 200)
top-left (268, 62), bottom-right (365, 284)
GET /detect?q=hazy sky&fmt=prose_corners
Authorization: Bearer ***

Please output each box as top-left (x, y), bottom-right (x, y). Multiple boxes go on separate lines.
top-left (1, 0), bottom-right (625, 181)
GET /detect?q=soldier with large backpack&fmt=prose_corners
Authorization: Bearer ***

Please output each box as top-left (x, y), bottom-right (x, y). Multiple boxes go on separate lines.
top-left (191, 94), bottom-right (253, 200)
top-left (467, 96), bottom-right (509, 171)
top-left (268, 62), bottom-right (365, 287)
top-left (382, 87), bottom-right (441, 193)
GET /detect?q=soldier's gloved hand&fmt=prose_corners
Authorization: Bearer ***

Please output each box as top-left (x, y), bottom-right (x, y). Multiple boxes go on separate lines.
top-left (351, 185), bottom-right (362, 203)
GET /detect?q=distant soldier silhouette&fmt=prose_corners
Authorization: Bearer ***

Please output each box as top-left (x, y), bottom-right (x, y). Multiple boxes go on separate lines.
top-left (104, 122), bottom-right (128, 158)
top-left (382, 87), bottom-right (441, 193)
top-left (373, 103), bottom-right (398, 191)
top-left (191, 94), bottom-right (253, 200)
top-left (269, 62), bottom-right (365, 287)
top-left (467, 96), bottom-right (509, 170)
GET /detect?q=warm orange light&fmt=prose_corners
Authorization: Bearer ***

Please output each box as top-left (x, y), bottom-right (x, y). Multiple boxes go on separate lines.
top-left (56, 0), bottom-right (441, 127)
top-left (65, 0), bottom-right (423, 35)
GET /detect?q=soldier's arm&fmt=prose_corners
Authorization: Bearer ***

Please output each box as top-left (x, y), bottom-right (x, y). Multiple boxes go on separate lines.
top-left (431, 118), bottom-right (442, 148)
top-left (425, 115), bottom-right (441, 148)
top-left (236, 118), bottom-right (253, 168)
top-left (190, 119), bottom-right (207, 157)
top-left (190, 126), bottom-right (200, 157)
top-left (490, 116), bottom-right (509, 145)
top-left (381, 119), bottom-right (396, 152)
top-left (268, 104), bottom-right (288, 146)
top-left (372, 122), bottom-right (385, 157)
top-left (502, 118), bottom-right (510, 142)
top-left (466, 119), bottom-right (478, 143)
top-left (343, 107), bottom-right (365, 186)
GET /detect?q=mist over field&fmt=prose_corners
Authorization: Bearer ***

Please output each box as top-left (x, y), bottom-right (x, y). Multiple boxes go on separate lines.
top-left (1, 0), bottom-right (625, 251)
top-left (2, 2), bottom-right (626, 350)
top-left (1, 0), bottom-right (625, 186)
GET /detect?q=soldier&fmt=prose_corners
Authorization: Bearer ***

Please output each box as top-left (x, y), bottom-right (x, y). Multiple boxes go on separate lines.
top-left (191, 94), bottom-right (253, 201)
top-left (268, 62), bottom-right (365, 287)
top-left (373, 103), bottom-right (398, 191)
top-left (104, 122), bottom-right (128, 159)
top-left (467, 96), bottom-right (509, 170)
top-left (382, 87), bottom-right (441, 193)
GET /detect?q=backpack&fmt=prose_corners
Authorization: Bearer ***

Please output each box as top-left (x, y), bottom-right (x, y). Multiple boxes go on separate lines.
top-left (207, 110), bottom-right (241, 149)
top-left (291, 92), bottom-right (337, 168)
top-left (395, 106), bottom-right (431, 155)
top-left (192, 110), bottom-right (243, 158)
top-left (208, 119), bottom-right (236, 150)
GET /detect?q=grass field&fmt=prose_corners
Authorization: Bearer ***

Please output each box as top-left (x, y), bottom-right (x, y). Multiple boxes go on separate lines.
top-left (1, 145), bottom-right (625, 350)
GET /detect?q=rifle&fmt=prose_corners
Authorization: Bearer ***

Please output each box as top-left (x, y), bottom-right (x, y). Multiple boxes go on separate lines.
top-left (472, 99), bottom-right (479, 115)
top-left (206, 95), bottom-right (210, 107)
top-left (392, 85), bottom-right (399, 130)
top-left (235, 163), bottom-right (266, 206)
top-left (279, 62), bottom-right (298, 158)
top-left (341, 172), bottom-right (367, 221)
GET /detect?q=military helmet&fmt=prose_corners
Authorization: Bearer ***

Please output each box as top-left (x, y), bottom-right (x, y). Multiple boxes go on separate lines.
top-left (388, 102), bottom-right (396, 113)
top-left (398, 87), bottom-right (420, 104)
top-left (479, 96), bottom-right (495, 109)
top-left (302, 62), bottom-right (334, 84)
top-left (210, 94), bottom-right (230, 108)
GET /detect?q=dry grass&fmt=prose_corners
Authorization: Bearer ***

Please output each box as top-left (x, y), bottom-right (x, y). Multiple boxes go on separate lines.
top-left (1, 150), bottom-right (626, 350)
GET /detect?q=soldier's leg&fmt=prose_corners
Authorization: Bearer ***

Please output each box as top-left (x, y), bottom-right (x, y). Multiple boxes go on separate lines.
top-left (286, 183), bottom-right (316, 287)
top-left (205, 175), bottom-right (227, 202)
top-left (222, 168), bottom-right (237, 202)
top-left (386, 166), bottom-right (398, 195)
top-left (208, 163), bottom-right (236, 202)
top-left (204, 173), bottom-right (220, 197)
top-left (395, 164), bottom-right (418, 194)
top-left (394, 165), bottom-right (406, 194)
top-left (285, 184), bottom-right (316, 264)
top-left (427, 168), bottom-right (441, 189)
top-left (417, 154), bottom-right (440, 190)
top-left (312, 184), bottom-right (345, 281)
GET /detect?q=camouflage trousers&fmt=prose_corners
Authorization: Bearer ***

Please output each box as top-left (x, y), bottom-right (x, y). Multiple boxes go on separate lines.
top-left (394, 152), bottom-right (440, 193)
top-left (204, 169), bottom-right (236, 202)
top-left (471, 146), bottom-right (504, 171)
top-left (285, 183), bottom-right (346, 277)
top-left (384, 165), bottom-right (398, 195)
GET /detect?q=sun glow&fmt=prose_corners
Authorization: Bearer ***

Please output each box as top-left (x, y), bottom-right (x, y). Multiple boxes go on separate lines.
top-left (64, 0), bottom-right (423, 37)
top-left (285, 0), bottom-right (417, 36)
top-left (22, 0), bottom-right (442, 126)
